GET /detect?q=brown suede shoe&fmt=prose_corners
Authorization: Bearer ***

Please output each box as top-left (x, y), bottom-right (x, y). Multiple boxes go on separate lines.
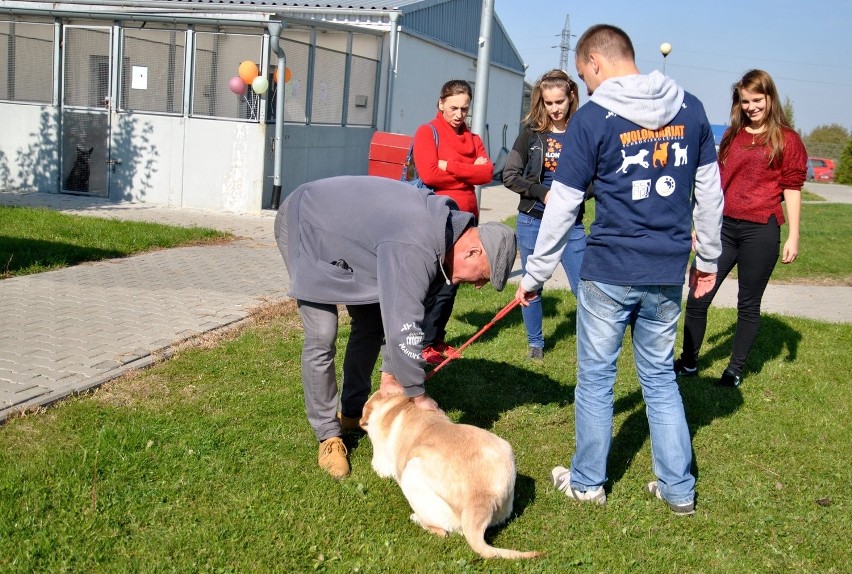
top-left (318, 436), bottom-right (350, 479)
top-left (337, 412), bottom-right (363, 433)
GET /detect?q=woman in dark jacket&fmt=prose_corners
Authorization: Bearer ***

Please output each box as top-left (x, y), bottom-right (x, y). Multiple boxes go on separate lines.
top-left (503, 69), bottom-right (586, 360)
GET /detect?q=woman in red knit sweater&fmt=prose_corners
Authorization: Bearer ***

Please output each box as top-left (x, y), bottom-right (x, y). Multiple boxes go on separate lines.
top-left (413, 79), bottom-right (494, 364)
top-left (676, 69), bottom-right (806, 387)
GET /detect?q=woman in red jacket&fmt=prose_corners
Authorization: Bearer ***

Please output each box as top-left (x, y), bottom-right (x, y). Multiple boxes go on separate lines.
top-left (413, 79), bottom-right (494, 364)
top-left (675, 69), bottom-right (806, 387)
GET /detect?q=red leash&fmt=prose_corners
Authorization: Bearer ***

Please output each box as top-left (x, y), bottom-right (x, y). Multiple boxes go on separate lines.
top-left (425, 298), bottom-right (520, 380)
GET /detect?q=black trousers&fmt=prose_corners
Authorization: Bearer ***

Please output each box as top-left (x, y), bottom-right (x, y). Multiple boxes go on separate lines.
top-left (681, 215), bottom-right (780, 376)
top-left (422, 279), bottom-right (459, 347)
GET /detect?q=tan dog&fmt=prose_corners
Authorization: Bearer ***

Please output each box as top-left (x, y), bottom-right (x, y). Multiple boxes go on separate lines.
top-left (653, 141), bottom-right (669, 167)
top-left (360, 392), bottom-right (541, 560)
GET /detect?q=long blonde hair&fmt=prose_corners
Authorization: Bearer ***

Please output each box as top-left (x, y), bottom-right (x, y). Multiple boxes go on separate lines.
top-left (718, 69), bottom-right (791, 166)
top-left (523, 69), bottom-right (579, 133)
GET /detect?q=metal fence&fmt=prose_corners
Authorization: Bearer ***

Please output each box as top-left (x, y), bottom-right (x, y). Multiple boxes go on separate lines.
top-left (0, 21), bottom-right (54, 104)
top-left (121, 28), bottom-right (185, 114)
top-left (2, 20), bottom-right (380, 127)
top-left (193, 31), bottom-right (263, 120)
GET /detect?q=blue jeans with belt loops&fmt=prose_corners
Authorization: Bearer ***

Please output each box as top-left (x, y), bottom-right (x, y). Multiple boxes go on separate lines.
top-left (570, 279), bottom-right (695, 505)
top-left (516, 212), bottom-right (586, 348)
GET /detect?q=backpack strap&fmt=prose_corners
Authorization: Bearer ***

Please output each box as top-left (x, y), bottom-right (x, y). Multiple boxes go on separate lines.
top-left (401, 124), bottom-right (439, 183)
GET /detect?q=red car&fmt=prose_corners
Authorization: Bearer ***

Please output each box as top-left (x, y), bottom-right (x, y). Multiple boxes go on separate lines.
top-left (808, 157), bottom-right (835, 182)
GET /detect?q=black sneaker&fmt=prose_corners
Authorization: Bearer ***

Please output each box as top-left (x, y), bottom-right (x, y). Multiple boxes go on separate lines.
top-left (716, 369), bottom-right (741, 388)
top-left (673, 358), bottom-right (698, 377)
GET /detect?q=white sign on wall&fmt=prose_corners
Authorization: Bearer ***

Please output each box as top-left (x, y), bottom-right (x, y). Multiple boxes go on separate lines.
top-left (132, 66), bottom-right (148, 90)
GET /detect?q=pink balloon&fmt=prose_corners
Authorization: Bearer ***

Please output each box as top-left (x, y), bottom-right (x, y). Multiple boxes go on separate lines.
top-left (228, 76), bottom-right (246, 95)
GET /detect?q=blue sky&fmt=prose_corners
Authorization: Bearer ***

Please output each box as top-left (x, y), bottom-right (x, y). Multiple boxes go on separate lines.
top-left (495, 0), bottom-right (852, 134)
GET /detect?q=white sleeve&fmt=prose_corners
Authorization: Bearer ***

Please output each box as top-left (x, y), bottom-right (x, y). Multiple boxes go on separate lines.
top-left (692, 162), bottom-right (723, 273)
top-left (520, 180), bottom-right (585, 292)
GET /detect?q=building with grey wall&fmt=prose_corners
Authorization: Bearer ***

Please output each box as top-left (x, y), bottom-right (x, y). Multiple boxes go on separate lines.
top-left (0, 0), bottom-right (526, 213)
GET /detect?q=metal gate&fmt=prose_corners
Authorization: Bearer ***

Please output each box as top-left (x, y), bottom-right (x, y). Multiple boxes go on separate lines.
top-left (61, 25), bottom-right (112, 197)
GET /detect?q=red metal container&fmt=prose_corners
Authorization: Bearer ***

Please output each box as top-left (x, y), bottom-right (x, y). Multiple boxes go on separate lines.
top-left (368, 131), bottom-right (413, 180)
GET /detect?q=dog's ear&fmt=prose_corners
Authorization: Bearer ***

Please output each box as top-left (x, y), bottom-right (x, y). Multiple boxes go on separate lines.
top-left (360, 396), bottom-right (374, 429)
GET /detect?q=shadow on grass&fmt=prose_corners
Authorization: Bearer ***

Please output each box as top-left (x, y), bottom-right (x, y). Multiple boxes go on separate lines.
top-left (484, 472), bottom-right (537, 543)
top-left (426, 357), bottom-right (567, 430)
top-left (0, 235), bottom-right (125, 276)
top-left (451, 292), bottom-right (576, 352)
top-left (699, 314), bottom-right (802, 378)
top-left (606, 381), bottom-right (745, 490)
top-left (588, 312), bottom-right (798, 489)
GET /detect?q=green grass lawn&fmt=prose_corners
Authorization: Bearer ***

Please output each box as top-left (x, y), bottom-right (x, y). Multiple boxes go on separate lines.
top-left (1, 288), bottom-right (849, 573)
top-left (0, 206), bottom-right (231, 278)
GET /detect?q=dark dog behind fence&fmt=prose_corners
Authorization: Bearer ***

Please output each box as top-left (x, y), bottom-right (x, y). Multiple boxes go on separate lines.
top-left (64, 145), bottom-right (94, 192)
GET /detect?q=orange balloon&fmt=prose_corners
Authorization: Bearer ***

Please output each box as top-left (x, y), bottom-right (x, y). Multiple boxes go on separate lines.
top-left (238, 60), bottom-right (259, 85)
top-left (273, 67), bottom-right (292, 84)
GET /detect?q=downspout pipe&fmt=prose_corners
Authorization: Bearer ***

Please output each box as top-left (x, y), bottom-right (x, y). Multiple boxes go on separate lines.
top-left (383, 11), bottom-right (400, 131)
top-left (268, 20), bottom-right (286, 210)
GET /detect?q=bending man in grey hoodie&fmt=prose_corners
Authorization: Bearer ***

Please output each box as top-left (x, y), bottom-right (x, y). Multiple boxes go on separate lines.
top-left (514, 24), bottom-right (723, 514)
top-left (276, 175), bottom-right (516, 479)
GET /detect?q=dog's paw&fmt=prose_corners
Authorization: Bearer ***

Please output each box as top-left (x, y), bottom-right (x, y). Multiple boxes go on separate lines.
top-left (410, 514), bottom-right (448, 538)
top-left (371, 457), bottom-right (394, 478)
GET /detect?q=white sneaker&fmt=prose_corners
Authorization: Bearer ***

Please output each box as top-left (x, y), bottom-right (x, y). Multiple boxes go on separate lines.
top-left (645, 481), bottom-right (695, 515)
top-left (551, 466), bottom-right (606, 505)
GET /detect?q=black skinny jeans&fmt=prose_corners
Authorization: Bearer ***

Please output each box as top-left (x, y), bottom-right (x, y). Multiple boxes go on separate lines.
top-left (422, 279), bottom-right (458, 347)
top-left (681, 215), bottom-right (780, 376)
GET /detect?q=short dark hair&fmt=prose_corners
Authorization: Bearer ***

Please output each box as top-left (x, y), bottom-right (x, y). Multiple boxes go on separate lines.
top-left (575, 24), bottom-right (635, 64)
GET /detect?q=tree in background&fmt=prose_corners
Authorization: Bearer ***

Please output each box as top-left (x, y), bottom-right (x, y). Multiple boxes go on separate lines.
top-left (783, 97), bottom-right (795, 130)
top-left (804, 124), bottom-right (850, 160)
top-left (835, 137), bottom-right (852, 185)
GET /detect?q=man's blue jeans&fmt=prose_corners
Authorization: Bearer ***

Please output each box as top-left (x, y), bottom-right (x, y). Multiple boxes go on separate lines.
top-left (516, 212), bottom-right (586, 348)
top-left (570, 279), bottom-right (695, 505)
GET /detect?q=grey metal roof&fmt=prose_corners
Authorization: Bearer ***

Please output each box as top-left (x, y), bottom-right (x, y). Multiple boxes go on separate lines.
top-left (10, 0), bottom-right (525, 73)
top-left (129, 0), bottom-right (525, 73)
top-left (126, 1), bottom-right (420, 8)
top-left (397, 0), bottom-right (524, 73)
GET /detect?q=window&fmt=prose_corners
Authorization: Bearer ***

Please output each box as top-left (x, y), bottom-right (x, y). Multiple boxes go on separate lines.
top-left (347, 54), bottom-right (379, 126)
top-left (0, 21), bottom-right (54, 104)
top-left (267, 38), bottom-right (309, 123)
top-left (310, 46), bottom-right (345, 125)
top-left (192, 31), bottom-right (263, 120)
top-left (121, 27), bottom-right (186, 114)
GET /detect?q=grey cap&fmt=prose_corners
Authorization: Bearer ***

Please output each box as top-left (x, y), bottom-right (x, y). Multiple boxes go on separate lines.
top-left (478, 221), bottom-right (517, 291)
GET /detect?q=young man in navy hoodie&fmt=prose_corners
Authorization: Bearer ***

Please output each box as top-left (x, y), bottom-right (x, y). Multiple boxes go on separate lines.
top-left (515, 24), bottom-right (723, 515)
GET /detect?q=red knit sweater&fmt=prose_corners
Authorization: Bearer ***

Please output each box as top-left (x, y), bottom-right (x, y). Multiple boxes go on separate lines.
top-left (412, 112), bottom-right (493, 217)
top-left (720, 127), bottom-right (807, 225)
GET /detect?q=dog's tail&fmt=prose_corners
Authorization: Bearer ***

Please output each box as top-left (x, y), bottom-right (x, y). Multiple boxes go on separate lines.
top-left (460, 500), bottom-right (542, 560)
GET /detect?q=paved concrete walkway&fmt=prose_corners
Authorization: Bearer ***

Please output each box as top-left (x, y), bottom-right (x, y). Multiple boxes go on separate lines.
top-left (1, 182), bottom-right (850, 422)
